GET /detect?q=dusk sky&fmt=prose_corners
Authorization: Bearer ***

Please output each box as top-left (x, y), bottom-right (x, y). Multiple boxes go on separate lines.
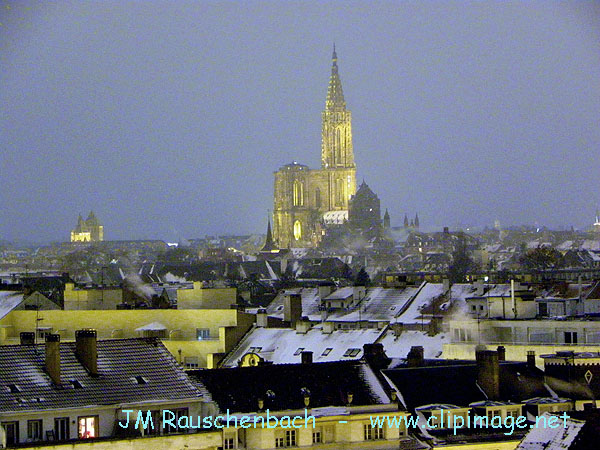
top-left (1, 1), bottom-right (599, 243)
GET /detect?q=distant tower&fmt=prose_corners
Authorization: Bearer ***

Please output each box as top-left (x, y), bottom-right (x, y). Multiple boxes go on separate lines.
top-left (404, 214), bottom-right (409, 228)
top-left (593, 210), bottom-right (600, 233)
top-left (273, 46), bottom-right (357, 247)
top-left (414, 213), bottom-right (420, 229)
top-left (383, 209), bottom-right (390, 229)
top-left (261, 219), bottom-right (278, 252)
top-left (70, 211), bottom-right (104, 242)
top-left (348, 180), bottom-right (381, 230)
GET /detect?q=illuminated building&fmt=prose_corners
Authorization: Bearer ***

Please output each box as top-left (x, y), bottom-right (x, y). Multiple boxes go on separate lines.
top-left (70, 211), bottom-right (104, 242)
top-left (273, 47), bottom-right (357, 247)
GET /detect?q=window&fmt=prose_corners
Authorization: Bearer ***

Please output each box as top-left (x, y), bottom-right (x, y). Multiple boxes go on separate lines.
top-left (37, 327), bottom-right (53, 340)
top-left (28, 419), bottom-right (43, 441)
top-left (539, 303), bottom-right (548, 316)
top-left (471, 305), bottom-right (476, 311)
top-left (249, 346), bottom-right (262, 353)
top-left (184, 356), bottom-right (199, 369)
top-left (275, 437), bottom-right (285, 448)
top-left (364, 423), bottom-right (384, 440)
top-left (565, 331), bottom-right (578, 344)
top-left (78, 416), bottom-right (97, 439)
top-left (293, 347), bottom-right (305, 356)
top-left (293, 180), bottom-right (304, 206)
top-left (312, 430), bottom-right (322, 443)
top-left (1, 421), bottom-right (19, 445)
top-left (196, 328), bottom-right (210, 340)
top-left (55, 417), bottom-right (70, 441)
top-left (164, 408), bottom-right (188, 434)
top-left (343, 348), bottom-right (361, 357)
top-left (224, 436), bottom-right (235, 449)
top-left (7, 384), bottom-right (20, 393)
top-left (293, 220), bottom-right (302, 240)
top-left (315, 188), bottom-right (321, 208)
top-left (286, 429), bottom-right (297, 446)
top-left (70, 380), bottom-right (83, 389)
top-left (321, 348), bottom-right (333, 356)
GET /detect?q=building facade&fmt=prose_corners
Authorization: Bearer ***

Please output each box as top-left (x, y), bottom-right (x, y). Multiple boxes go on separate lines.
top-left (70, 211), bottom-right (104, 242)
top-left (273, 47), bottom-right (357, 248)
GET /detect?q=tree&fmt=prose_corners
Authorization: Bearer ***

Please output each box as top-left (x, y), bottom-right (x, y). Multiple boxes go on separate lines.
top-left (355, 267), bottom-right (370, 286)
top-left (448, 237), bottom-right (475, 283)
top-left (519, 247), bottom-right (562, 271)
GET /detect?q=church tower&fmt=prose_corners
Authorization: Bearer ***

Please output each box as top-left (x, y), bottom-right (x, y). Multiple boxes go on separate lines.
top-left (321, 45), bottom-right (355, 171)
top-left (273, 47), bottom-right (357, 248)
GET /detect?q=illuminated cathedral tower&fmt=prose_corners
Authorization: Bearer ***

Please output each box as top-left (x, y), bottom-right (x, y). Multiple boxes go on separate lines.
top-left (273, 47), bottom-right (357, 247)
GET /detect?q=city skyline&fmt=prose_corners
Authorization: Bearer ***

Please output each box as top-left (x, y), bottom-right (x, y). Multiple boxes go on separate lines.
top-left (2, 1), bottom-right (600, 243)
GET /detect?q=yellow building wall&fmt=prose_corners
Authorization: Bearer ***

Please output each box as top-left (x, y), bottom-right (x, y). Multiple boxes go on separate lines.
top-left (13, 431), bottom-right (222, 450)
top-left (177, 282), bottom-right (237, 309)
top-left (0, 310), bottom-right (255, 368)
top-left (487, 296), bottom-right (537, 320)
top-left (437, 441), bottom-right (519, 450)
top-left (64, 283), bottom-right (123, 310)
top-left (443, 342), bottom-right (600, 366)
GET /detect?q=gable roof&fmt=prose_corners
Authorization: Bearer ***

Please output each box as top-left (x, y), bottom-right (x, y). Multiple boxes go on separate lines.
top-left (190, 360), bottom-right (391, 414)
top-left (0, 338), bottom-right (205, 413)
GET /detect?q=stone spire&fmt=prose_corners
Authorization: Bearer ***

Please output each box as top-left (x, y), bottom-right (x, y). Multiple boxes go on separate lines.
top-left (326, 44), bottom-right (346, 111)
top-left (383, 209), bottom-right (391, 229)
top-left (261, 219), bottom-right (278, 252)
top-left (414, 213), bottom-right (420, 229)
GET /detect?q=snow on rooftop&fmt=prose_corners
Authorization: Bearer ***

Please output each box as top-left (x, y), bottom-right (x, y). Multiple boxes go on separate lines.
top-left (378, 330), bottom-right (449, 361)
top-left (516, 412), bottom-right (584, 450)
top-left (0, 291), bottom-right (25, 320)
top-left (358, 364), bottom-right (390, 404)
top-left (220, 327), bottom-right (384, 367)
top-left (400, 282), bottom-right (445, 323)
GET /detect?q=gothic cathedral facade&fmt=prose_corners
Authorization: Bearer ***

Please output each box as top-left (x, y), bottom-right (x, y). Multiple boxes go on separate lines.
top-left (273, 48), bottom-right (357, 247)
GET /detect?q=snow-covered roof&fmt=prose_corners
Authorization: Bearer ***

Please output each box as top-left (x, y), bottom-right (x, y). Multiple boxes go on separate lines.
top-left (400, 282), bottom-right (445, 323)
top-left (325, 286), bottom-right (355, 300)
top-left (377, 330), bottom-right (449, 361)
top-left (135, 321), bottom-right (167, 331)
top-left (220, 326), bottom-right (384, 367)
top-left (0, 291), bottom-right (25, 320)
top-left (516, 412), bottom-right (584, 450)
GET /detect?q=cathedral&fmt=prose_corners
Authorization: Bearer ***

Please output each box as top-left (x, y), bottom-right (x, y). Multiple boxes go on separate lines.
top-left (273, 47), bottom-right (357, 247)
top-left (70, 211), bottom-right (104, 242)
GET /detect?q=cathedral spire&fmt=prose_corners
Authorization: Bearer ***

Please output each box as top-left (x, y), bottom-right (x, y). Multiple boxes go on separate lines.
top-left (326, 44), bottom-right (346, 111)
top-left (261, 218), bottom-right (278, 252)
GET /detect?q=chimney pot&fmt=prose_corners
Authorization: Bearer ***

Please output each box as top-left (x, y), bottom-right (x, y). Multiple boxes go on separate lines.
top-left (497, 346), bottom-right (506, 361)
top-left (45, 333), bottom-right (61, 385)
top-left (476, 349), bottom-right (500, 400)
top-left (76, 329), bottom-right (98, 376)
top-left (407, 346), bottom-right (425, 367)
top-left (301, 351), bottom-right (313, 364)
top-left (527, 350), bottom-right (536, 369)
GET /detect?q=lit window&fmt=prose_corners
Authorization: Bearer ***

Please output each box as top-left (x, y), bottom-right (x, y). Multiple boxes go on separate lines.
top-left (196, 328), bottom-right (210, 340)
top-left (293, 221), bottom-right (302, 240)
top-left (78, 416), bottom-right (97, 439)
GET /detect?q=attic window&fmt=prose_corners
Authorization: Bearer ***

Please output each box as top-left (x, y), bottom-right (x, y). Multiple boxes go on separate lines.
top-left (293, 348), bottom-right (305, 356)
top-left (133, 376), bottom-right (148, 385)
top-left (343, 348), bottom-right (361, 357)
top-left (321, 348), bottom-right (333, 356)
top-left (276, 305), bottom-right (284, 311)
top-left (249, 347), bottom-right (262, 353)
top-left (7, 384), bottom-right (20, 393)
top-left (70, 380), bottom-right (83, 389)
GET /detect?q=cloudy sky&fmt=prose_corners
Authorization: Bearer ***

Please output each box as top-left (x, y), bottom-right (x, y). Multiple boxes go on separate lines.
top-left (1, 1), bottom-right (599, 243)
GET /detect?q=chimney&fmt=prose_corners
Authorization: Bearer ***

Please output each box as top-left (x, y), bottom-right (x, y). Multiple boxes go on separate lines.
top-left (256, 308), bottom-right (268, 328)
top-left (476, 350), bottom-right (500, 400)
top-left (20, 332), bottom-right (35, 345)
top-left (527, 350), bottom-right (536, 369)
top-left (497, 346), bottom-right (506, 362)
top-left (322, 321), bottom-right (335, 334)
top-left (296, 317), bottom-right (311, 334)
top-left (407, 346), bottom-right (425, 367)
top-left (318, 284), bottom-right (333, 300)
top-left (443, 226), bottom-right (450, 234)
top-left (76, 329), bottom-right (98, 376)
top-left (301, 351), bottom-right (313, 364)
top-left (45, 334), bottom-right (61, 385)
top-left (283, 293), bottom-right (302, 327)
top-left (363, 343), bottom-right (391, 369)
top-left (442, 278), bottom-right (450, 293)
